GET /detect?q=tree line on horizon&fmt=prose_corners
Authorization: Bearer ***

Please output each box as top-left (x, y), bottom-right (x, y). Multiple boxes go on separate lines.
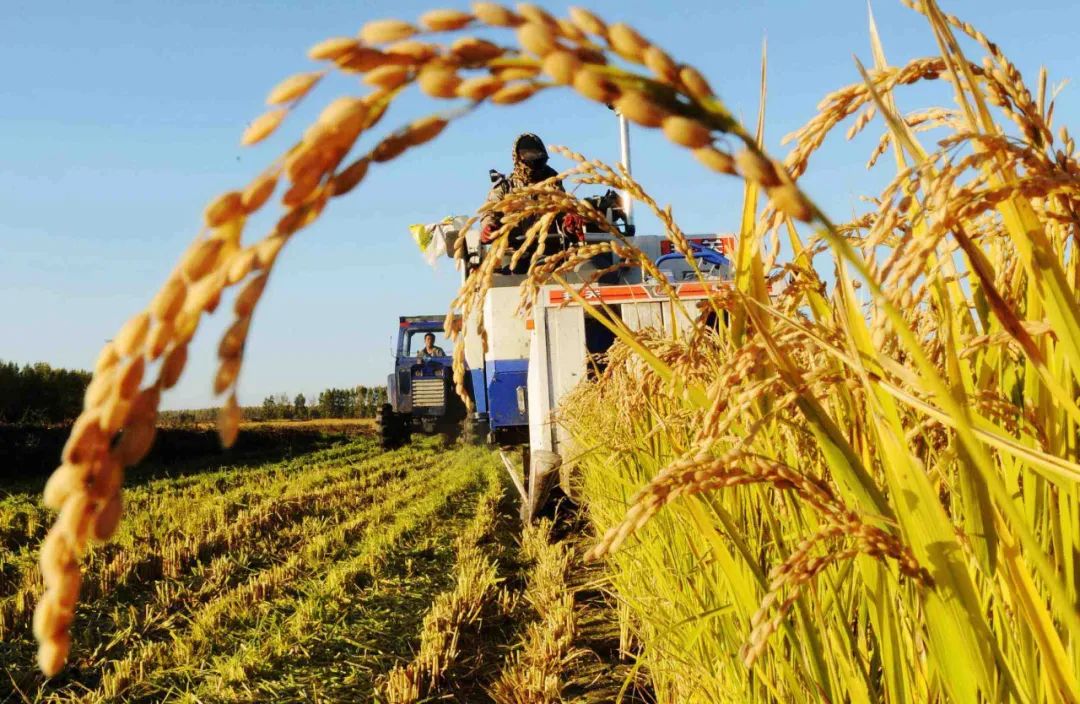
top-left (159, 385), bottom-right (388, 425)
top-left (0, 361), bottom-right (92, 425)
top-left (0, 358), bottom-right (386, 426)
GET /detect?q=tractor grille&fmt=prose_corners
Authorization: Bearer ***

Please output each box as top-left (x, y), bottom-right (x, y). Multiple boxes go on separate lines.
top-left (412, 378), bottom-right (446, 408)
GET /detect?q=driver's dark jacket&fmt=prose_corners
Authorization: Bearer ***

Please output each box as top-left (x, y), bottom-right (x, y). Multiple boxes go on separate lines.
top-left (417, 346), bottom-right (446, 360)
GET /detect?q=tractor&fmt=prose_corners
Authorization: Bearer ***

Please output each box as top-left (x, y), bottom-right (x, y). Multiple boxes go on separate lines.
top-left (376, 315), bottom-right (468, 448)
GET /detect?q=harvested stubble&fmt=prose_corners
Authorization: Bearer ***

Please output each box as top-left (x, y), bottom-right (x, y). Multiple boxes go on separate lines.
top-left (3, 437), bottom-right (493, 702)
top-left (379, 458), bottom-right (505, 702)
top-left (92, 453), bottom-right (456, 701)
top-left (27, 3), bottom-right (1080, 704)
top-left (488, 519), bottom-right (579, 704)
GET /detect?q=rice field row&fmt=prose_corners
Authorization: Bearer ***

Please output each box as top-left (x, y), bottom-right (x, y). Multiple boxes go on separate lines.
top-left (1, 436), bottom-right (499, 702)
top-left (4, 433), bottom-right (646, 703)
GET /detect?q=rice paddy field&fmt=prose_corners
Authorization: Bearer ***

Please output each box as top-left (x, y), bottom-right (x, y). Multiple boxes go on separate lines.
top-left (1, 433), bottom-right (641, 702)
top-left (13, 1), bottom-right (1080, 702)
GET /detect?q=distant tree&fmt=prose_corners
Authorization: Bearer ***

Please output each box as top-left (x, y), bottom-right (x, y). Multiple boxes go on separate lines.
top-left (318, 388), bottom-right (358, 418)
top-left (160, 384), bottom-right (386, 423)
top-left (0, 360), bottom-right (92, 425)
top-left (262, 395), bottom-right (279, 420)
top-left (356, 385), bottom-right (368, 417)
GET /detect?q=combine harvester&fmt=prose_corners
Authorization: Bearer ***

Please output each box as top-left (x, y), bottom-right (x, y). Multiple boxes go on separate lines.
top-left (405, 121), bottom-right (735, 520)
top-left (452, 228), bottom-right (733, 520)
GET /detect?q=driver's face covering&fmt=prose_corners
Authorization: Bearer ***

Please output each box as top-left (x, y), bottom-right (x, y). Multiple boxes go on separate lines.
top-left (517, 147), bottom-right (547, 167)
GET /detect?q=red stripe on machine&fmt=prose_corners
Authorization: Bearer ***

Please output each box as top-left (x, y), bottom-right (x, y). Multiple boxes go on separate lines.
top-left (546, 282), bottom-right (723, 306)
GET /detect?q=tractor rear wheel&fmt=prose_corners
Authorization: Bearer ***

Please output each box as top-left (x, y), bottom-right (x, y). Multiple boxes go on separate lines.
top-left (376, 403), bottom-right (397, 449)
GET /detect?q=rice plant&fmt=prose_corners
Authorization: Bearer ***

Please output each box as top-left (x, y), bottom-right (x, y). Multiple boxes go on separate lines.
top-left (24, 2), bottom-right (1080, 703)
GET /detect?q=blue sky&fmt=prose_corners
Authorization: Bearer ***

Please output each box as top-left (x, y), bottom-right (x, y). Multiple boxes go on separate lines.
top-left (3, 1), bottom-right (1079, 410)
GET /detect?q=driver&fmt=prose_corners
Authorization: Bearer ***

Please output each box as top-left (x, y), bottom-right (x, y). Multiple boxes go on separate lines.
top-left (481, 133), bottom-right (570, 243)
top-left (480, 133), bottom-right (585, 273)
top-left (417, 332), bottom-right (445, 360)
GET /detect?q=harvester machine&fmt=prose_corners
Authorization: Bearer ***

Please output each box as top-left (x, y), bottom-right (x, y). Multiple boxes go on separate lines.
top-left (440, 193), bottom-right (734, 522)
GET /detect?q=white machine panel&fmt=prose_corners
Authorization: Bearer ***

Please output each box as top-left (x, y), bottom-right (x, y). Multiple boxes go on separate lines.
top-left (621, 301), bottom-right (665, 332)
top-left (462, 310), bottom-right (485, 369)
top-left (483, 287), bottom-right (531, 361)
top-left (528, 304), bottom-right (586, 456)
top-left (663, 300), bottom-right (698, 337)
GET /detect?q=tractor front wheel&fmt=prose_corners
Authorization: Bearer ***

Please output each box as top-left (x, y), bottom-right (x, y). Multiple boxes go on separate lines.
top-left (376, 403), bottom-right (397, 449)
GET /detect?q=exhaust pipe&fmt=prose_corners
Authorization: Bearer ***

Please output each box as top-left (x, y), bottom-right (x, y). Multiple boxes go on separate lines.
top-left (618, 112), bottom-right (634, 228)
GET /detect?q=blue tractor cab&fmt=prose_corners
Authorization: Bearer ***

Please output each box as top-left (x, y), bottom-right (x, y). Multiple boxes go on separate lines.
top-left (377, 315), bottom-right (468, 448)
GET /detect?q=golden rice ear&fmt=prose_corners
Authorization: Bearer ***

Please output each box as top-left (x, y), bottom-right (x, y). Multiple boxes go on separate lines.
top-left (182, 238), bottom-right (225, 282)
top-left (607, 23), bottom-right (648, 63)
top-left (419, 8), bottom-right (474, 32)
top-left (568, 6), bottom-right (606, 36)
top-left (418, 66), bottom-right (462, 98)
top-left (457, 75), bottom-right (505, 100)
top-left (91, 492), bottom-right (123, 542)
top-left (491, 82), bottom-right (540, 105)
top-left (37, 633), bottom-right (71, 677)
top-left (678, 65), bottom-right (713, 99)
top-left (94, 343), bottom-right (120, 375)
top-left (114, 418), bottom-right (155, 467)
top-left (359, 18), bottom-right (417, 45)
top-left (614, 91), bottom-right (668, 128)
top-left (113, 313), bottom-right (150, 358)
top-left (572, 67), bottom-right (619, 103)
top-left (242, 109), bottom-right (288, 146)
top-left (768, 184), bottom-right (813, 222)
top-left (213, 357), bottom-right (241, 395)
top-left (330, 157), bottom-right (371, 196)
top-left (404, 115), bottom-right (449, 147)
top-left (451, 36), bottom-right (504, 63)
top-left (471, 2), bottom-right (521, 27)
top-left (734, 149), bottom-right (782, 187)
top-left (365, 65), bottom-right (412, 90)
top-left (641, 45), bottom-right (678, 83)
top-left (661, 116), bottom-right (712, 149)
top-left (541, 50), bottom-right (581, 85)
top-left (692, 147), bottom-right (736, 174)
top-left (308, 36), bottom-right (360, 61)
top-left (386, 39), bottom-right (440, 63)
top-left (43, 464), bottom-right (81, 511)
top-left (160, 344), bottom-right (188, 389)
top-left (218, 393), bottom-right (242, 448)
top-left (517, 22), bottom-right (558, 56)
top-left (203, 191), bottom-right (245, 227)
top-left (266, 71), bottom-right (323, 105)
top-left (150, 278), bottom-right (187, 322)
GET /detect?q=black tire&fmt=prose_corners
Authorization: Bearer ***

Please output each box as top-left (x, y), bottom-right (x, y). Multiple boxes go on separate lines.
top-left (376, 403), bottom-right (396, 449)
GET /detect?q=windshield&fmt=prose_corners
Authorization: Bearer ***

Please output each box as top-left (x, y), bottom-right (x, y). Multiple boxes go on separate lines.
top-left (407, 330), bottom-right (453, 356)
